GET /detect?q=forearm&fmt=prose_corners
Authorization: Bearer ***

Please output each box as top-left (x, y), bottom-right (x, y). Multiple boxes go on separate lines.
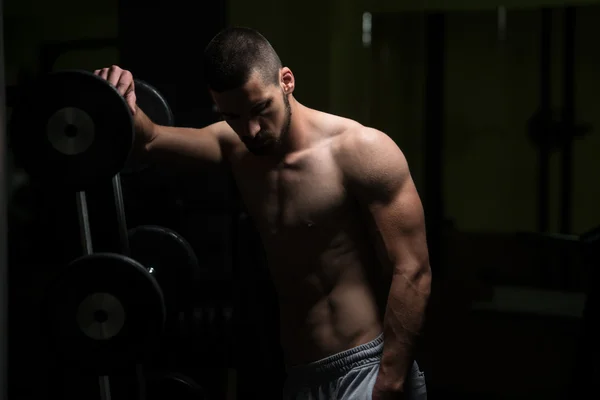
top-left (136, 111), bottom-right (229, 169)
top-left (379, 265), bottom-right (431, 390)
top-left (134, 108), bottom-right (196, 162)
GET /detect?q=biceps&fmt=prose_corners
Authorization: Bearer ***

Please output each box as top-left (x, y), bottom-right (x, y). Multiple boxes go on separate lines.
top-left (369, 181), bottom-right (429, 269)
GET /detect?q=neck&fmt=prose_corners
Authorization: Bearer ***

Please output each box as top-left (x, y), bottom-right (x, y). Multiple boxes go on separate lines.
top-left (278, 98), bottom-right (313, 156)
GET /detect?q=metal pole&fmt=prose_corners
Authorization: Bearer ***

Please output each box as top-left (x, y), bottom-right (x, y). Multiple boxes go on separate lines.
top-left (423, 12), bottom-right (445, 277)
top-left (74, 192), bottom-right (113, 400)
top-left (111, 174), bottom-right (130, 256)
top-left (559, 7), bottom-right (576, 234)
top-left (538, 8), bottom-right (552, 233)
top-left (76, 191), bottom-right (94, 255)
top-left (0, 0), bottom-right (7, 396)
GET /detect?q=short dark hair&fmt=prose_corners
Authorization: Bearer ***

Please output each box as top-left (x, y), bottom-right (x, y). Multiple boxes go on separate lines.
top-left (203, 27), bottom-right (282, 93)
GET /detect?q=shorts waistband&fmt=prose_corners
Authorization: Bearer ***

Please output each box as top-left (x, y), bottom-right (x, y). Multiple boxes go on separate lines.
top-left (286, 333), bottom-right (383, 385)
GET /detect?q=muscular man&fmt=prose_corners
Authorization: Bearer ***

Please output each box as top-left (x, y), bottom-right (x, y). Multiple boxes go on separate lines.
top-left (96, 27), bottom-right (431, 400)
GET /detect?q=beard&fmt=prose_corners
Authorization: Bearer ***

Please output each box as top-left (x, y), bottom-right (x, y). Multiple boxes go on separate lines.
top-left (245, 92), bottom-right (292, 156)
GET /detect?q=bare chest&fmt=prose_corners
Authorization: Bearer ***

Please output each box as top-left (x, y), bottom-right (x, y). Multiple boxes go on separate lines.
top-left (232, 150), bottom-right (349, 240)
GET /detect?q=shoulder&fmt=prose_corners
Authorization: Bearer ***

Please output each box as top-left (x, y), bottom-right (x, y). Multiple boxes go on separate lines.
top-left (331, 123), bottom-right (410, 184)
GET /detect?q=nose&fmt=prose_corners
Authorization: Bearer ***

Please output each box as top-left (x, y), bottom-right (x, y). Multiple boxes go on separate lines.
top-left (246, 119), bottom-right (261, 138)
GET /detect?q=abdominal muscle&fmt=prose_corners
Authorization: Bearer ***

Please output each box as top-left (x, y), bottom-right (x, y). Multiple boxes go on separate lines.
top-left (264, 232), bottom-right (385, 367)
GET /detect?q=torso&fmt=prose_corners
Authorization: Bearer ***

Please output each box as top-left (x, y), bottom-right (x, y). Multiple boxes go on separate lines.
top-left (229, 113), bottom-right (384, 366)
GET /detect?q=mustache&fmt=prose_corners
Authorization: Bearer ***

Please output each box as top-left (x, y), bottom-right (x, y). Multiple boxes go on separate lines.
top-left (243, 131), bottom-right (273, 147)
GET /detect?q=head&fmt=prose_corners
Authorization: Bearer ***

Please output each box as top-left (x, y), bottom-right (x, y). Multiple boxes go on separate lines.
top-left (203, 27), bottom-right (294, 155)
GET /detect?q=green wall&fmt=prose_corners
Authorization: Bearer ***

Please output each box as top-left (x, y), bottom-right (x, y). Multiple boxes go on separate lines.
top-left (369, 7), bottom-right (600, 235)
top-left (230, 0), bottom-right (600, 235)
top-left (6, 0), bottom-right (600, 235)
top-left (228, 0), bottom-right (333, 112)
top-left (4, 0), bottom-right (118, 84)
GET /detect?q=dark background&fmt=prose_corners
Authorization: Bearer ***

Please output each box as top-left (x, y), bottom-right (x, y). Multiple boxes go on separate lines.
top-left (2, 0), bottom-right (600, 399)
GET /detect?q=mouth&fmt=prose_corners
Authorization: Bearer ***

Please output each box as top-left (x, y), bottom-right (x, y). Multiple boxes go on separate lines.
top-left (247, 140), bottom-right (275, 156)
top-left (250, 139), bottom-right (273, 149)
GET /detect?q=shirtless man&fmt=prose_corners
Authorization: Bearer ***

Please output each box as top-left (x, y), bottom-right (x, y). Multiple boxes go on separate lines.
top-left (95, 27), bottom-right (431, 400)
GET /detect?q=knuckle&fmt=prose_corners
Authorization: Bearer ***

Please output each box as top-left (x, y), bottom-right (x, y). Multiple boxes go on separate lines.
top-left (122, 69), bottom-right (133, 81)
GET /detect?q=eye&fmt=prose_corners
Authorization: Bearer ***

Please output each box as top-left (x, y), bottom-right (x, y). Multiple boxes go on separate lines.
top-left (256, 100), bottom-right (272, 116)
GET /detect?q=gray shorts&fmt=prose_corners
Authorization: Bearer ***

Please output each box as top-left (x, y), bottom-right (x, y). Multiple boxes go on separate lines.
top-left (282, 333), bottom-right (427, 400)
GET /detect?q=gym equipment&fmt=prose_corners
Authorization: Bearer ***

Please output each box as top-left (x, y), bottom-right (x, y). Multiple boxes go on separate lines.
top-left (44, 253), bottom-right (166, 374)
top-left (8, 70), bottom-right (134, 191)
top-left (1, 5), bottom-right (7, 400)
top-left (527, 8), bottom-right (591, 234)
top-left (17, 69), bottom-right (185, 399)
top-left (147, 373), bottom-right (207, 400)
top-left (39, 172), bottom-right (166, 398)
top-left (128, 225), bottom-right (198, 310)
top-left (41, 171), bottom-right (168, 381)
top-left (121, 79), bottom-right (174, 175)
top-left (134, 79), bottom-right (173, 127)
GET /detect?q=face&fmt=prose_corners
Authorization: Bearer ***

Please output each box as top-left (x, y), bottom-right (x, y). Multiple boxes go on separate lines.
top-left (212, 69), bottom-right (294, 156)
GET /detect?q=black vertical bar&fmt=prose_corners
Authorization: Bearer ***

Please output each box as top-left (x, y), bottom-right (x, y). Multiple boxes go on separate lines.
top-left (118, 0), bottom-right (227, 128)
top-left (557, 7), bottom-right (577, 291)
top-left (538, 9), bottom-right (552, 233)
top-left (0, 0), bottom-right (7, 398)
top-left (423, 13), bottom-right (445, 276)
top-left (560, 7), bottom-right (576, 234)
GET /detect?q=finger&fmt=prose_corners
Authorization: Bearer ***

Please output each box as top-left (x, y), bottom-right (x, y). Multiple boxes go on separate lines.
top-left (122, 75), bottom-right (137, 113)
top-left (116, 70), bottom-right (134, 97)
top-left (127, 94), bottom-right (137, 115)
top-left (107, 65), bottom-right (122, 88)
top-left (98, 68), bottom-right (109, 80)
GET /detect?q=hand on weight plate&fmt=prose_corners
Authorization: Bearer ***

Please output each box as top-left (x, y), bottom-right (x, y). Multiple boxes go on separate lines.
top-left (94, 65), bottom-right (160, 150)
top-left (94, 65), bottom-right (137, 115)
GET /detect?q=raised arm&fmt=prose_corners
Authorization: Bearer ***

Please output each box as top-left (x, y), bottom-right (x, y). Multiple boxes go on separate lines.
top-left (139, 109), bottom-right (237, 167)
top-left (95, 65), bottom-right (239, 168)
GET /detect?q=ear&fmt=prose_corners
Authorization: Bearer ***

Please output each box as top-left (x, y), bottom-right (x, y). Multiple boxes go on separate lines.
top-left (280, 67), bottom-right (295, 94)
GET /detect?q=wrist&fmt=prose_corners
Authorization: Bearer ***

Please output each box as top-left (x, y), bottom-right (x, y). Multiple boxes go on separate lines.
top-left (135, 108), bottom-right (158, 149)
top-left (376, 366), bottom-right (405, 392)
top-left (372, 379), bottom-right (405, 400)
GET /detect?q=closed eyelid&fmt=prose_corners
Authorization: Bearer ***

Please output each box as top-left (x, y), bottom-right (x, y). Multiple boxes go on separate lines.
top-left (252, 99), bottom-right (272, 113)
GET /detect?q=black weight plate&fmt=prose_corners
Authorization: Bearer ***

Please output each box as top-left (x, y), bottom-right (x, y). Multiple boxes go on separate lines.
top-left (9, 70), bottom-right (134, 191)
top-left (148, 373), bottom-right (207, 400)
top-left (44, 253), bottom-right (166, 373)
top-left (121, 79), bottom-right (173, 175)
top-left (135, 79), bottom-right (173, 127)
top-left (128, 225), bottom-right (198, 308)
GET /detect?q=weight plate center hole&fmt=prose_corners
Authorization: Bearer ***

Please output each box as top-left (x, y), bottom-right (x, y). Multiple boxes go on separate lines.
top-left (64, 124), bottom-right (78, 138)
top-left (94, 309), bottom-right (109, 323)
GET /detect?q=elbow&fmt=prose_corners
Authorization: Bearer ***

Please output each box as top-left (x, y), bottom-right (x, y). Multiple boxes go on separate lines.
top-left (419, 261), bottom-right (432, 299)
top-left (395, 259), bottom-right (432, 298)
top-left (412, 260), bottom-right (431, 298)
